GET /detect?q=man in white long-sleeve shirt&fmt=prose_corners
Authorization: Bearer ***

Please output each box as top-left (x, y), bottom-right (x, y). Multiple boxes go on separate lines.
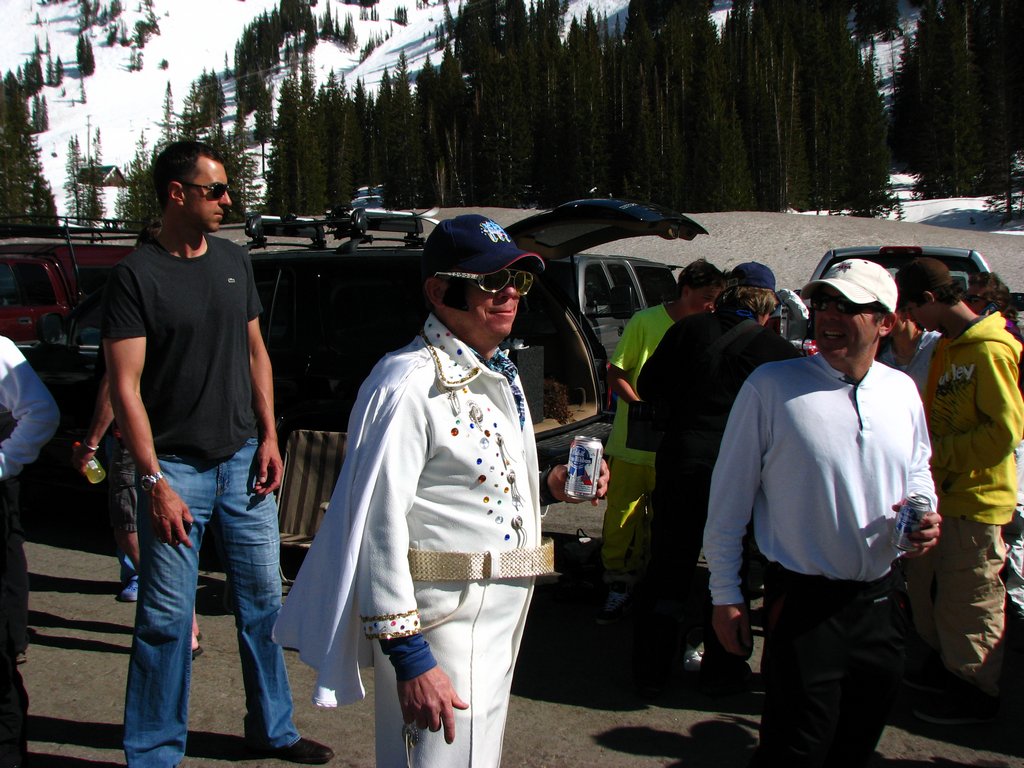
top-left (0, 335), bottom-right (58, 768)
top-left (703, 259), bottom-right (941, 768)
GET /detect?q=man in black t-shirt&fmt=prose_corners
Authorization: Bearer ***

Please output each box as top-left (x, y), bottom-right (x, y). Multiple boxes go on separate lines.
top-left (102, 141), bottom-right (333, 767)
top-left (631, 262), bottom-right (800, 698)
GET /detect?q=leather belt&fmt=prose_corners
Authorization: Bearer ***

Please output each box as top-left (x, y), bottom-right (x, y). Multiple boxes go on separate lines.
top-left (407, 538), bottom-right (555, 581)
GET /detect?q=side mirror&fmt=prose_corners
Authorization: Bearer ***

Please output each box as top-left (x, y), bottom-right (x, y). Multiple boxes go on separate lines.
top-left (37, 313), bottom-right (66, 346)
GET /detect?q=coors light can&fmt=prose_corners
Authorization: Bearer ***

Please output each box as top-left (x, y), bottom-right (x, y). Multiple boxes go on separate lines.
top-left (892, 493), bottom-right (931, 551)
top-left (564, 436), bottom-right (603, 501)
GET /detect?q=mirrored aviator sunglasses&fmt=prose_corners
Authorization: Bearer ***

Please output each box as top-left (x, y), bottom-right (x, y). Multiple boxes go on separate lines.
top-left (809, 294), bottom-right (881, 315)
top-left (180, 181), bottom-right (231, 200)
top-left (436, 269), bottom-right (534, 295)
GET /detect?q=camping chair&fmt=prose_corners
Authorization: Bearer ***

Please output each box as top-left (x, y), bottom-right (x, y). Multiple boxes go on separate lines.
top-left (277, 429), bottom-right (347, 591)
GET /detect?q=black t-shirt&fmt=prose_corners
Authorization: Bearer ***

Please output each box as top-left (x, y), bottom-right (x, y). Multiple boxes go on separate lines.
top-left (101, 236), bottom-right (262, 459)
top-left (638, 310), bottom-right (801, 468)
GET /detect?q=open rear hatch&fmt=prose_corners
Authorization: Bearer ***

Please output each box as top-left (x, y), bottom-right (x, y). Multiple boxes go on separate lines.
top-left (506, 199), bottom-right (707, 464)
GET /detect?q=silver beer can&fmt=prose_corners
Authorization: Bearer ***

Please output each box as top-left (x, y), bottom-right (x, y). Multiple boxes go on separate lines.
top-left (892, 493), bottom-right (931, 551)
top-left (564, 435), bottom-right (603, 501)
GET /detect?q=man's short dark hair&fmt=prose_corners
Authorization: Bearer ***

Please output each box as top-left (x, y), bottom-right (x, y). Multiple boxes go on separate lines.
top-left (676, 259), bottom-right (725, 297)
top-left (153, 140), bottom-right (225, 209)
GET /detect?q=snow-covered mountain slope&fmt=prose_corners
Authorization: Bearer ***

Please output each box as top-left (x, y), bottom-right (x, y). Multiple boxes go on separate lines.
top-left (1, 0), bottom-right (1019, 236)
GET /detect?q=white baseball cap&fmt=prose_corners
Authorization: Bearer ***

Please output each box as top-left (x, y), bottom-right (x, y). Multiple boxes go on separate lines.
top-left (802, 259), bottom-right (897, 312)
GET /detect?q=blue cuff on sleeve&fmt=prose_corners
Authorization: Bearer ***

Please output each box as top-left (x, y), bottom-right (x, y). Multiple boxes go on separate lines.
top-left (379, 633), bottom-right (438, 681)
top-left (537, 466), bottom-right (558, 506)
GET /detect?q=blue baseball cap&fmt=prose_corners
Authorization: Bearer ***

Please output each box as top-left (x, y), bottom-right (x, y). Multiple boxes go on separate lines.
top-left (728, 262), bottom-right (776, 291)
top-left (422, 215), bottom-right (544, 283)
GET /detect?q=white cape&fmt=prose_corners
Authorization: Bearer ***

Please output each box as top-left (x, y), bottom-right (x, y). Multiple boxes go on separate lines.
top-left (273, 343), bottom-right (421, 707)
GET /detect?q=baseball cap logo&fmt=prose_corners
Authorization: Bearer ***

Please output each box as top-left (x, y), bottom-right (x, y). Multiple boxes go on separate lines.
top-left (834, 262), bottom-right (852, 273)
top-left (480, 220), bottom-right (512, 244)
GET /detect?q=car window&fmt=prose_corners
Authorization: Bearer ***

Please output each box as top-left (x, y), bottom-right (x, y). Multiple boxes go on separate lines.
top-left (0, 265), bottom-right (19, 306)
top-left (826, 255), bottom-right (976, 291)
top-left (70, 295), bottom-right (104, 351)
top-left (255, 267), bottom-right (294, 351)
top-left (321, 265), bottom-right (424, 359)
top-left (634, 264), bottom-right (676, 306)
top-left (583, 264), bottom-right (612, 314)
top-left (14, 263), bottom-right (57, 305)
top-left (606, 263), bottom-right (641, 312)
top-left (77, 266), bottom-right (112, 296)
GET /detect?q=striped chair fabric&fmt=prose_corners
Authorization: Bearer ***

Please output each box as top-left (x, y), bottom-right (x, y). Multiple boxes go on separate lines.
top-left (277, 429), bottom-right (347, 549)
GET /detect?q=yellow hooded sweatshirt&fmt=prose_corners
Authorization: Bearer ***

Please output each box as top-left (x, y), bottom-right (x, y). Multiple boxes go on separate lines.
top-left (924, 311), bottom-right (1024, 524)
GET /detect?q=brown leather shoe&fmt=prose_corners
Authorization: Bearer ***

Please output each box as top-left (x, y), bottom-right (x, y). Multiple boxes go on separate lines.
top-left (247, 737), bottom-right (334, 765)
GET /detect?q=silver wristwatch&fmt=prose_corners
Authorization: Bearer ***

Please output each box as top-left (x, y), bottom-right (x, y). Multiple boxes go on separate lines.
top-left (140, 471), bottom-right (165, 492)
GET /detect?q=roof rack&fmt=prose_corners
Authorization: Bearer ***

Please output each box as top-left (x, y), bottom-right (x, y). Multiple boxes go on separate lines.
top-left (0, 215), bottom-right (146, 243)
top-left (244, 207), bottom-right (438, 251)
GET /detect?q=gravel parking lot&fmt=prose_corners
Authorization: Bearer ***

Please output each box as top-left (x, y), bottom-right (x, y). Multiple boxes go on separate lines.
top-left (17, 211), bottom-right (1024, 766)
top-left (15, 483), bottom-right (1024, 767)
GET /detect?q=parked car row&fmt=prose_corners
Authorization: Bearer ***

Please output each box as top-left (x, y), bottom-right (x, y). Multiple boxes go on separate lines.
top-left (7, 201), bottom-right (999, 488)
top-left (0, 220), bottom-right (135, 347)
top-left (17, 199), bottom-right (706, 482)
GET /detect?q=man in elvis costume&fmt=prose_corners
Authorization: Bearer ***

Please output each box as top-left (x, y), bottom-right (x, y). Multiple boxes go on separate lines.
top-left (275, 215), bottom-right (608, 766)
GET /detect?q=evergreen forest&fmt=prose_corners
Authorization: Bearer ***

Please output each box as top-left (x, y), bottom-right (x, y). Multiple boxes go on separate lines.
top-left (2, 0), bottom-right (1023, 224)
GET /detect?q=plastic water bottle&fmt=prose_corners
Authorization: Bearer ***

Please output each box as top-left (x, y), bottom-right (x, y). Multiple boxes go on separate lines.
top-left (73, 442), bottom-right (106, 484)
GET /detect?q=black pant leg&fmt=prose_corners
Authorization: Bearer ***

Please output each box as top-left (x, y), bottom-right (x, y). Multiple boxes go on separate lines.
top-left (0, 481), bottom-right (27, 766)
top-left (1, 481), bottom-right (27, 656)
top-left (752, 569), bottom-right (907, 768)
top-left (632, 463), bottom-right (711, 689)
top-left (823, 582), bottom-right (909, 768)
top-left (699, 541), bottom-right (752, 691)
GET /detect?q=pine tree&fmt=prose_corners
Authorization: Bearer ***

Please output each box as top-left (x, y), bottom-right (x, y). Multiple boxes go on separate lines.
top-left (417, 49), bottom-right (467, 206)
top-left (973, 0), bottom-right (1022, 220)
top-left (684, 11), bottom-right (754, 211)
top-left (77, 34), bottom-right (95, 77)
top-left (30, 95), bottom-right (48, 134)
top-left (894, 0), bottom-right (984, 197)
top-left (115, 131), bottom-right (160, 223)
top-left (553, 12), bottom-right (609, 205)
top-left (845, 55), bottom-right (894, 215)
top-left (208, 123), bottom-right (258, 222)
top-left (253, 81), bottom-right (275, 176)
top-left (0, 74), bottom-right (55, 217)
top-left (379, 55), bottom-right (423, 208)
top-left (853, 0), bottom-right (901, 41)
top-left (159, 82), bottom-right (176, 144)
top-left (64, 135), bottom-right (86, 219)
top-left (84, 129), bottom-right (106, 222)
top-left (318, 72), bottom-right (355, 209)
top-left (618, 0), bottom-right (659, 202)
top-left (266, 72), bottom-right (302, 212)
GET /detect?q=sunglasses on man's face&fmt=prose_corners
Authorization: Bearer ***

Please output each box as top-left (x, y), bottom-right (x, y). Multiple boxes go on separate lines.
top-left (809, 293), bottom-right (883, 315)
top-left (180, 181), bottom-right (231, 200)
top-left (965, 294), bottom-right (988, 306)
top-left (435, 269), bottom-right (534, 296)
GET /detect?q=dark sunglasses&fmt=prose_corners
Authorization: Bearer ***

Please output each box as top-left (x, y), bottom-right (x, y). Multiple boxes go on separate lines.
top-left (964, 294), bottom-right (988, 305)
top-left (435, 269), bottom-right (534, 296)
top-left (809, 294), bottom-right (883, 315)
top-left (180, 181), bottom-right (231, 200)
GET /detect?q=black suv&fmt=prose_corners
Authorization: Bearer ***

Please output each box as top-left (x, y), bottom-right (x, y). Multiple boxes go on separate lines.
top-left (28, 199), bottom-right (707, 475)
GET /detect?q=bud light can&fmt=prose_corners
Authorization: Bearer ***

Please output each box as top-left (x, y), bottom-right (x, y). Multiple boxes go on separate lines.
top-left (892, 493), bottom-right (931, 551)
top-left (565, 436), bottom-right (603, 501)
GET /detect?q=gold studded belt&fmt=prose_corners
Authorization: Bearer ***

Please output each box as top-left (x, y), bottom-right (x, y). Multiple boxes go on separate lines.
top-left (407, 538), bottom-right (555, 581)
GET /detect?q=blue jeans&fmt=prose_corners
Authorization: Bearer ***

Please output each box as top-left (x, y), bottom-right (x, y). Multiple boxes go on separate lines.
top-left (123, 439), bottom-right (299, 767)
